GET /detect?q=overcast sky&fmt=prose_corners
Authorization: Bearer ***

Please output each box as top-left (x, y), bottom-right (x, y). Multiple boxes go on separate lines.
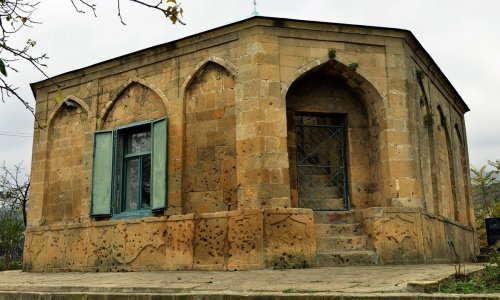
top-left (0, 0), bottom-right (499, 172)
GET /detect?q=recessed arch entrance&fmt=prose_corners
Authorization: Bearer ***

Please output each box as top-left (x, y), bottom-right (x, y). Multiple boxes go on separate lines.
top-left (285, 60), bottom-right (383, 212)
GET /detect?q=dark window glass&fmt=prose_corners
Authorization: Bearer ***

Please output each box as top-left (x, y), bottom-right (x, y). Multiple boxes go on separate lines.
top-left (141, 155), bottom-right (151, 208)
top-left (125, 158), bottom-right (139, 210)
top-left (117, 124), bottom-right (152, 212)
top-left (127, 129), bottom-right (151, 154)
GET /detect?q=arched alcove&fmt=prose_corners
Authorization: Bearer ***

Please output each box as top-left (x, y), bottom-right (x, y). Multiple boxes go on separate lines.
top-left (454, 124), bottom-right (471, 225)
top-left (284, 61), bottom-right (383, 211)
top-left (436, 106), bottom-right (458, 221)
top-left (101, 79), bottom-right (168, 129)
top-left (182, 61), bottom-right (237, 214)
top-left (180, 57), bottom-right (238, 100)
top-left (43, 98), bottom-right (89, 224)
top-left (47, 96), bottom-right (91, 128)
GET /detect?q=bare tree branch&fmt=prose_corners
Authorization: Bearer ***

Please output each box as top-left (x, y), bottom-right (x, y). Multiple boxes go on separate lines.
top-left (117, 0), bottom-right (126, 25)
top-left (128, 0), bottom-right (185, 25)
top-left (71, 0), bottom-right (97, 17)
top-left (0, 0), bottom-right (184, 122)
top-left (1, 0), bottom-right (46, 124)
top-left (0, 161), bottom-right (30, 227)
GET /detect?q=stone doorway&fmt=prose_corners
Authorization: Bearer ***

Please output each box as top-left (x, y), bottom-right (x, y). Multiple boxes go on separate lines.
top-left (286, 62), bottom-right (377, 213)
top-left (294, 113), bottom-right (348, 211)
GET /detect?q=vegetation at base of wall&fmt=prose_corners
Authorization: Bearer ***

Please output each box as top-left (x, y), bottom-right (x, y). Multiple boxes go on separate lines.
top-left (0, 259), bottom-right (22, 271)
top-left (472, 160), bottom-right (500, 249)
top-left (348, 63), bottom-right (359, 71)
top-left (437, 244), bottom-right (500, 294)
top-left (269, 253), bottom-right (311, 269)
top-left (328, 49), bottom-right (336, 59)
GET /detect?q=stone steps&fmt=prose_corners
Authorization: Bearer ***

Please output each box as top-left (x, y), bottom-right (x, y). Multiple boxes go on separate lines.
top-left (304, 174), bottom-right (334, 185)
top-left (317, 250), bottom-right (378, 266)
top-left (299, 187), bottom-right (343, 199)
top-left (315, 223), bottom-right (359, 236)
top-left (314, 211), bottom-right (378, 267)
top-left (316, 235), bottom-right (367, 251)
top-left (313, 210), bottom-right (355, 224)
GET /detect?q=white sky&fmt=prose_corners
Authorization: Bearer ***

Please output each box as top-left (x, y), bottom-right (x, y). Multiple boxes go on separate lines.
top-left (0, 0), bottom-right (499, 171)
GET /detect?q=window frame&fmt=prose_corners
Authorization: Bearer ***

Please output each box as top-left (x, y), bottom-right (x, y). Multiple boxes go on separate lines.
top-left (117, 123), bottom-right (152, 213)
top-left (90, 118), bottom-right (167, 219)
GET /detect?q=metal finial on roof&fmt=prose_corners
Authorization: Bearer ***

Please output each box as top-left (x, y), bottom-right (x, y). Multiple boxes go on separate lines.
top-left (252, 0), bottom-right (259, 16)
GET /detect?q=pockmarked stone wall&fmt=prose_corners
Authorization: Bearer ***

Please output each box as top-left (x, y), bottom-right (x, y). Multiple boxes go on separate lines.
top-left (184, 62), bottom-right (238, 214)
top-left (24, 208), bottom-right (315, 271)
top-left (44, 102), bottom-right (90, 224)
top-left (363, 207), bottom-right (476, 264)
top-left (26, 17), bottom-right (476, 271)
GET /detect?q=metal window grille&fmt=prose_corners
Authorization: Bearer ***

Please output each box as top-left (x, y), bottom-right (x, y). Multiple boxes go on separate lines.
top-left (295, 123), bottom-right (348, 210)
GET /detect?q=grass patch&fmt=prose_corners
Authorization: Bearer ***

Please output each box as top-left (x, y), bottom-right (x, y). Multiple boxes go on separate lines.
top-left (438, 246), bottom-right (500, 294)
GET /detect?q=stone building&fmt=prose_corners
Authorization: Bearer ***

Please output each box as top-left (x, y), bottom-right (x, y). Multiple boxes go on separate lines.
top-left (25, 16), bottom-right (477, 271)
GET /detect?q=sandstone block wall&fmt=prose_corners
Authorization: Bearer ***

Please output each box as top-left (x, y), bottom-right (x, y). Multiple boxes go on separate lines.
top-left (26, 17), bottom-right (476, 271)
top-left (24, 208), bottom-right (315, 271)
top-left (362, 207), bottom-right (477, 264)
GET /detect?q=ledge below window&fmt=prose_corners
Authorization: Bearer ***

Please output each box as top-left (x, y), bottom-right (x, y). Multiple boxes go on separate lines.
top-left (111, 209), bottom-right (153, 220)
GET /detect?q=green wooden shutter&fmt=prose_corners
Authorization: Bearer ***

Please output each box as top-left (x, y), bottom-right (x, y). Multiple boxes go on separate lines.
top-left (151, 118), bottom-right (168, 212)
top-left (91, 130), bottom-right (114, 217)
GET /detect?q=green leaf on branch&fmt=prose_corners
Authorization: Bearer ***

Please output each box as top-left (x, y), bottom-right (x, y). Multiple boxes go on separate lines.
top-left (0, 59), bottom-right (7, 77)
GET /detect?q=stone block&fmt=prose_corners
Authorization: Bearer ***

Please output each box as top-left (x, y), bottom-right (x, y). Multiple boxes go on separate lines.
top-left (227, 209), bottom-right (264, 270)
top-left (123, 220), bottom-right (167, 270)
top-left (185, 190), bottom-right (226, 213)
top-left (192, 212), bottom-right (229, 270)
top-left (88, 222), bottom-right (127, 271)
top-left (165, 214), bottom-right (195, 270)
top-left (63, 227), bottom-right (89, 269)
top-left (263, 208), bottom-right (316, 269)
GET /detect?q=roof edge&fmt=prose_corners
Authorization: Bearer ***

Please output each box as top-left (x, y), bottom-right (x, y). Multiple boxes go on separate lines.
top-left (30, 15), bottom-right (469, 112)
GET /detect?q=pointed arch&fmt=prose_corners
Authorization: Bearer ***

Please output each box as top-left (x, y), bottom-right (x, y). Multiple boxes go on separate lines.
top-left (454, 123), bottom-right (472, 225)
top-left (181, 57), bottom-right (238, 214)
top-left (47, 95), bottom-right (91, 129)
top-left (283, 56), bottom-right (388, 210)
top-left (437, 105), bottom-right (459, 221)
top-left (99, 77), bottom-right (170, 129)
top-left (44, 95), bottom-right (90, 224)
top-left (281, 57), bottom-right (384, 126)
top-left (180, 56), bottom-right (238, 101)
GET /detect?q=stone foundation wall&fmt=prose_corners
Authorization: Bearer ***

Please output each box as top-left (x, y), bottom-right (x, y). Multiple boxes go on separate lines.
top-left (362, 207), bottom-right (477, 264)
top-left (23, 208), bottom-right (315, 271)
